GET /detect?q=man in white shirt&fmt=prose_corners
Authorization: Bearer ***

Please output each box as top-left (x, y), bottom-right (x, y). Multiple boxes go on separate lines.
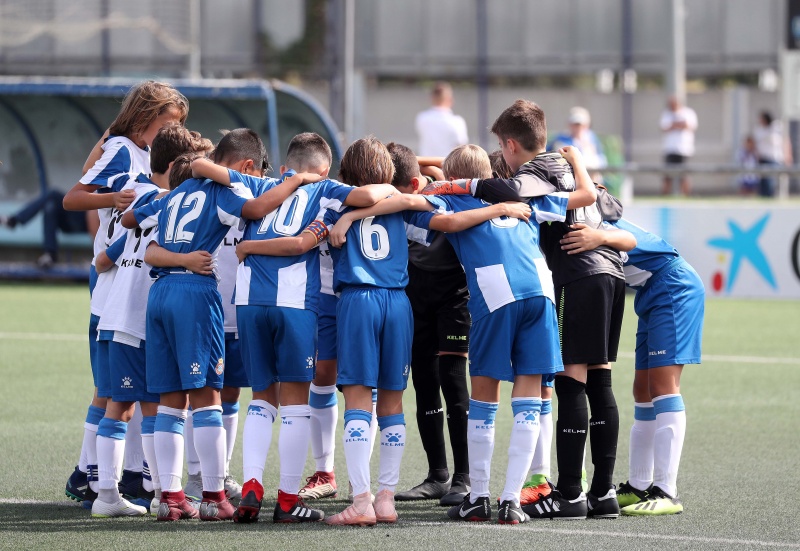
top-left (415, 82), bottom-right (469, 157)
top-left (660, 96), bottom-right (698, 196)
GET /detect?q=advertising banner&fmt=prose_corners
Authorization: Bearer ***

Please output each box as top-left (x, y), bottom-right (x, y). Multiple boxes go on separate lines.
top-left (624, 204), bottom-right (800, 299)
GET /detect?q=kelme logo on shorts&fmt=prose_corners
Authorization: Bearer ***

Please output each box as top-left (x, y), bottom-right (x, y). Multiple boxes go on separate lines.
top-left (214, 358), bottom-right (224, 375)
top-left (190, 362), bottom-right (201, 375)
top-left (121, 377), bottom-right (133, 389)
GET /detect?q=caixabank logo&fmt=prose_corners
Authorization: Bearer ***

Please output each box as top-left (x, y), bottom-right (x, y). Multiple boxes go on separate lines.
top-left (707, 214), bottom-right (777, 293)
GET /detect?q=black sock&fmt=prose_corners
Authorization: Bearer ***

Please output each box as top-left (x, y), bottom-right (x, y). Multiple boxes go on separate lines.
top-left (438, 354), bottom-right (470, 476)
top-left (555, 375), bottom-right (588, 500)
top-left (586, 369), bottom-right (619, 497)
top-left (411, 354), bottom-right (448, 476)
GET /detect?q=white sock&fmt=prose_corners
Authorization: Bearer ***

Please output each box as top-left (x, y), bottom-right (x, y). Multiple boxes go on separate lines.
top-left (123, 405), bottom-right (144, 473)
top-left (343, 409), bottom-right (373, 496)
top-left (467, 399), bottom-right (498, 501)
top-left (242, 400), bottom-right (277, 483)
top-left (192, 406), bottom-right (226, 493)
top-left (653, 394), bottom-right (686, 497)
top-left (96, 419), bottom-right (127, 501)
top-left (309, 384), bottom-right (338, 473)
top-left (141, 414), bottom-right (160, 492)
top-left (368, 391), bottom-right (378, 461)
top-left (154, 406), bottom-right (188, 492)
top-left (629, 402), bottom-right (656, 491)
top-left (500, 398), bottom-right (541, 504)
top-left (82, 405), bottom-right (105, 491)
top-left (222, 401), bottom-right (240, 475)
top-left (377, 414), bottom-right (405, 493)
top-left (529, 398), bottom-right (552, 477)
top-left (279, 405), bottom-right (311, 495)
top-left (183, 412), bottom-right (201, 477)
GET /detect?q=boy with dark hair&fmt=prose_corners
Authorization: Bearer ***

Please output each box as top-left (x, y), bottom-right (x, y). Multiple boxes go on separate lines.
top-left (123, 128), bottom-right (322, 521)
top-left (386, 142), bottom-right (472, 506)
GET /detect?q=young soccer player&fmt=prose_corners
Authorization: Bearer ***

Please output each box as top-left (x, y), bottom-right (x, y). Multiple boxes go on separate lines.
top-left (559, 217), bottom-right (704, 515)
top-left (90, 125), bottom-right (213, 518)
top-left (189, 133), bottom-right (396, 524)
top-left (124, 128), bottom-right (322, 522)
top-left (387, 143), bottom-right (472, 506)
top-left (325, 141), bottom-right (556, 525)
top-left (63, 81), bottom-right (189, 506)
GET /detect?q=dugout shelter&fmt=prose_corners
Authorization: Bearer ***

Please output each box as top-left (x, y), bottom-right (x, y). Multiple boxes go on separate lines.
top-left (0, 76), bottom-right (341, 277)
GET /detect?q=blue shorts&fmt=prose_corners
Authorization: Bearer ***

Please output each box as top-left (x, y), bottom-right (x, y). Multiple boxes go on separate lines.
top-left (146, 275), bottom-right (225, 394)
top-left (89, 313), bottom-right (100, 386)
top-left (469, 296), bottom-right (564, 382)
top-left (634, 259), bottom-right (705, 369)
top-left (96, 330), bottom-right (113, 398)
top-left (223, 334), bottom-right (250, 388)
top-left (109, 339), bottom-right (159, 403)
top-left (317, 293), bottom-right (338, 362)
top-left (237, 305), bottom-right (317, 392)
top-left (336, 287), bottom-right (412, 391)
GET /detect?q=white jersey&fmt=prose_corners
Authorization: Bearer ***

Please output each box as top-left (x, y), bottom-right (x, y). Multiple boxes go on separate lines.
top-left (90, 175), bottom-right (160, 318)
top-left (319, 241), bottom-right (335, 296)
top-left (80, 135), bottom-right (152, 262)
top-left (217, 225), bottom-right (242, 334)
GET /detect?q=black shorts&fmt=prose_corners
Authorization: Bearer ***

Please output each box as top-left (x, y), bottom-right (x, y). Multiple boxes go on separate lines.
top-left (557, 273), bottom-right (625, 365)
top-left (664, 153), bottom-right (687, 165)
top-left (405, 262), bottom-right (471, 355)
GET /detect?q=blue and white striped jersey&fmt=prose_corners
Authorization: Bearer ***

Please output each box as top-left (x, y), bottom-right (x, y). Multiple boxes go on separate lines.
top-left (323, 208), bottom-right (436, 293)
top-left (607, 218), bottom-right (681, 288)
top-left (235, 176), bottom-right (354, 311)
top-left (422, 193), bottom-right (569, 322)
top-left (133, 178), bottom-right (251, 280)
top-left (80, 135), bottom-right (152, 260)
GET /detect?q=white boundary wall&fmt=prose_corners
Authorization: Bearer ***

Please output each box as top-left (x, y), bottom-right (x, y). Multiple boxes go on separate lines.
top-left (624, 203), bottom-right (800, 299)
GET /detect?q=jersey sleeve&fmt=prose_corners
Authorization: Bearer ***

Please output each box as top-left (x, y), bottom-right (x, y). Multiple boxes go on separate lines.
top-left (531, 193), bottom-right (568, 223)
top-left (105, 233), bottom-right (128, 263)
top-left (402, 210), bottom-right (436, 246)
top-left (421, 194), bottom-right (455, 214)
top-left (323, 207), bottom-right (344, 228)
top-left (473, 172), bottom-right (557, 203)
top-left (79, 141), bottom-right (132, 189)
top-left (319, 181), bottom-right (354, 213)
top-left (134, 195), bottom-right (165, 230)
top-left (215, 186), bottom-right (250, 227)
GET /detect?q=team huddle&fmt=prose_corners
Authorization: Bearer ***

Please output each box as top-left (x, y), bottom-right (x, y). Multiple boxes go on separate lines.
top-left (62, 80), bottom-right (704, 526)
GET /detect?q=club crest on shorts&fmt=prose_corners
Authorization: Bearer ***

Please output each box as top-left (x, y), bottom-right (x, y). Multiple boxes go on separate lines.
top-left (214, 357), bottom-right (225, 375)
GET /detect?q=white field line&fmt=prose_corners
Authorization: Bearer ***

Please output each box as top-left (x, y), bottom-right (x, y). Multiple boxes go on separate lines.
top-left (1, 332), bottom-right (798, 365)
top-left (411, 520), bottom-right (800, 549)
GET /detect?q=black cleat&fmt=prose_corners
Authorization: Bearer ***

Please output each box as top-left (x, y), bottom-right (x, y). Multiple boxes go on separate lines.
top-left (447, 494), bottom-right (491, 522)
top-left (440, 473), bottom-right (470, 507)
top-left (522, 485), bottom-right (587, 520)
top-left (497, 500), bottom-right (529, 524)
top-left (233, 479), bottom-right (263, 524)
top-left (118, 469), bottom-right (143, 500)
top-left (272, 498), bottom-right (325, 523)
top-left (65, 466), bottom-right (89, 502)
top-left (587, 487), bottom-right (620, 519)
top-left (395, 477), bottom-right (450, 501)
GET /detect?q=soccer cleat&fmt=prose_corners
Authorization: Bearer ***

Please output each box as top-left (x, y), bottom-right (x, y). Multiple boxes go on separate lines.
top-left (224, 475), bottom-right (243, 502)
top-left (587, 487), bottom-right (620, 519)
top-left (149, 497), bottom-right (160, 516)
top-left (118, 469), bottom-right (143, 500)
top-left (65, 466), bottom-right (89, 502)
top-left (347, 482), bottom-right (374, 504)
top-left (621, 486), bottom-right (683, 516)
top-left (199, 490), bottom-right (235, 521)
top-left (233, 478), bottom-right (264, 524)
top-left (298, 471), bottom-right (338, 500)
top-left (81, 487), bottom-right (98, 510)
top-left (616, 481), bottom-right (650, 508)
top-left (374, 489), bottom-right (398, 523)
top-left (520, 481), bottom-right (552, 506)
top-left (184, 472), bottom-right (203, 502)
top-left (272, 491), bottom-right (325, 523)
top-left (157, 490), bottom-right (199, 521)
top-left (522, 485), bottom-right (588, 520)
top-left (129, 486), bottom-right (155, 511)
top-left (497, 500), bottom-right (529, 525)
top-left (440, 473), bottom-right (470, 507)
top-left (325, 492), bottom-right (376, 526)
top-left (395, 476), bottom-right (450, 501)
top-left (420, 179), bottom-right (471, 196)
top-left (447, 494), bottom-right (491, 522)
top-left (91, 497), bottom-right (148, 518)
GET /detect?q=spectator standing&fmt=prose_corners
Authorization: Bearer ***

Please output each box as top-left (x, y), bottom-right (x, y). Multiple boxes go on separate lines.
top-left (415, 82), bottom-right (469, 157)
top-left (752, 111), bottom-right (792, 197)
top-left (548, 106), bottom-right (607, 182)
top-left (660, 96), bottom-right (698, 196)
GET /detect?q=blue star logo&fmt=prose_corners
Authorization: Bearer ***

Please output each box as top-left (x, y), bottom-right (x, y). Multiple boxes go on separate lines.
top-left (707, 214), bottom-right (776, 292)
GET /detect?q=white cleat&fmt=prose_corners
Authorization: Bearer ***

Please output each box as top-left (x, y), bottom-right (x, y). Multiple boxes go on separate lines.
top-left (184, 473), bottom-right (203, 502)
top-left (91, 497), bottom-right (148, 518)
top-left (224, 475), bottom-right (243, 502)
